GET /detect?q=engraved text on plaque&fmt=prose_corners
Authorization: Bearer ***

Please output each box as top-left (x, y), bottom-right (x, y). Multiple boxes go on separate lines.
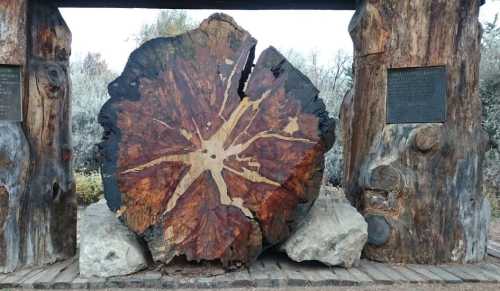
top-left (387, 66), bottom-right (447, 124)
top-left (0, 65), bottom-right (22, 122)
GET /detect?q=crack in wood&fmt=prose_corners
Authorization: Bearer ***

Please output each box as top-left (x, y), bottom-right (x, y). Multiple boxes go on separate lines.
top-left (122, 88), bottom-right (313, 218)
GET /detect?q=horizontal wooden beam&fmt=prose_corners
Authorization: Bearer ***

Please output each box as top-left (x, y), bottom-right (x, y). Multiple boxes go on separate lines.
top-left (50, 0), bottom-right (357, 10)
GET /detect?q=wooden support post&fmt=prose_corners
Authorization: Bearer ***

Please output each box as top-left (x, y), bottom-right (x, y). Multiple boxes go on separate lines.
top-left (0, 0), bottom-right (76, 273)
top-left (0, 0), bottom-right (30, 274)
top-left (341, 0), bottom-right (489, 264)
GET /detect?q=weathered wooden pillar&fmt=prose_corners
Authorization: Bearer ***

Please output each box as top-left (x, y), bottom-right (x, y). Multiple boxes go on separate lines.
top-left (341, 0), bottom-right (490, 264)
top-left (0, 0), bottom-right (30, 273)
top-left (0, 0), bottom-right (76, 272)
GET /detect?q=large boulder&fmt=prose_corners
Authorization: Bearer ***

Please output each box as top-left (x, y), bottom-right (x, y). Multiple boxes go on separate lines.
top-left (280, 186), bottom-right (367, 268)
top-left (79, 199), bottom-right (149, 277)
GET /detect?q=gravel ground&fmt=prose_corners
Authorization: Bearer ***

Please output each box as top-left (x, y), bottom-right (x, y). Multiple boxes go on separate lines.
top-left (8, 284), bottom-right (500, 291)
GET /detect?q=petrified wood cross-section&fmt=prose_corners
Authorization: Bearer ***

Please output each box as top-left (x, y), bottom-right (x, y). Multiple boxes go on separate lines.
top-left (99, 13), bottom-right (334, 268)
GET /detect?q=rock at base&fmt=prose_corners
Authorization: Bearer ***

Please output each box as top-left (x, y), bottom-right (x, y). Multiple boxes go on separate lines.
top-left (280, 186), bottom-right (367, 268)
top-left (79, 199), bottom-right (149, 278)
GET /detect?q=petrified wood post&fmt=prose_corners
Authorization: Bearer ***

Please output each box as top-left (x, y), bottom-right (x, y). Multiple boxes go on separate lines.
top-left (341, 0), bottom-right (489, 264)
top-left (0, 0), bottom-right (30, 273)
top-left (0, 1), bottom-right (76, 272)
top-left (99, 13), bottom-right (334, 268)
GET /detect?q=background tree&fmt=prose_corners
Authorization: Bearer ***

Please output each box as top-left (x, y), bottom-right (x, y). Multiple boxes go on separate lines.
top-left (134, 10), bottom-right (197, 46)
top-left (480, 14), bottom-right (500, 216)
top-left (284, 49), bottom-right (353, 186)
top-left (72, 52), bottom-right (117, 172)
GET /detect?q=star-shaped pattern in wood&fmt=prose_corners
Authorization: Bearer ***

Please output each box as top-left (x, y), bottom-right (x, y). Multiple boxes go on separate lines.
top-left (99, 13), bottom-right (334, 268)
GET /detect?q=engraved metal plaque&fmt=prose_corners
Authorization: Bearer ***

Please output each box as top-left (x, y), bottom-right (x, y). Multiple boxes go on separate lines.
top-left (0, 65), bottom-right (22, 122)
top-left (387, 66), bottom-right (446, 124)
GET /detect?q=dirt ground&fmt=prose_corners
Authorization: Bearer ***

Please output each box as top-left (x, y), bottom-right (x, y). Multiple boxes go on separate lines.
top-left (8, 285), bottom-right (500, 291)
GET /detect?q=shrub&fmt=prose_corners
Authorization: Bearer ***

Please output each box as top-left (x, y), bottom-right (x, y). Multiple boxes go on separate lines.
top-left (72, 53), bottom-right (117, 173)
top-left (75, 172), bottom-right (104, 206)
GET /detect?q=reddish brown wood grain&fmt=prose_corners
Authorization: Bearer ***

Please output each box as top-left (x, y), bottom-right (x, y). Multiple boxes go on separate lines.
top-left (99, 13), bottom-right (334, 268)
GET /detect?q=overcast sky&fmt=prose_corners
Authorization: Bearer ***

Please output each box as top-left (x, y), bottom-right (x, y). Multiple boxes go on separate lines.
top-left (60, 1), bottom-right (500, 72)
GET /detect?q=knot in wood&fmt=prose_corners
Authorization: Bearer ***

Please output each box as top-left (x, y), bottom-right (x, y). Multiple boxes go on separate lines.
top-left (367, 164), bottom-right (401, 191)
top-left (0, 152), bottom-right (13, 169)
top-left (0, 186), bottom-right (9, 224)
top-left (413, 125), bottom-right (443, 152)
top-left (37, 63), bottom-right (66, 99)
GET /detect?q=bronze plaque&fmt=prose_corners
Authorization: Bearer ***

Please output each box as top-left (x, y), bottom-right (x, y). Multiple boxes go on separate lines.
top-left (387, 66), bottom-right (447, 124)
top-left (0, 65), bottom-right (22, 122)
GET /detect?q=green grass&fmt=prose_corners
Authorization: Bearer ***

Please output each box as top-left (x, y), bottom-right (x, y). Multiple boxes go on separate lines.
top-left (75, 171), bottom-right (104, 206)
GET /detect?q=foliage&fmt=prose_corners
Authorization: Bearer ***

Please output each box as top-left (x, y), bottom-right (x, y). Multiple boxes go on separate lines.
top-left (488, 191), bottom-right (500, 218)
top-left (481, 14), bottom-right (500, 217)
top-left (75, 172), bottom-right (104, 206)
top-left (134, 10), bottom-right (197, 46)
top-left (284, 49), bottom-right (353, 186)
top-left (481, 15), bottom-right (500, 147)
top-left (72, 53), bottom-right (117, 172)
top-left (284, 49), bottom-right (352, 117)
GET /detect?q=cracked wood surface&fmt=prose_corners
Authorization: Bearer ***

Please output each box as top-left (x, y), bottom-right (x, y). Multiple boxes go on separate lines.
top-left (99, 13), bottom-right (334, 268)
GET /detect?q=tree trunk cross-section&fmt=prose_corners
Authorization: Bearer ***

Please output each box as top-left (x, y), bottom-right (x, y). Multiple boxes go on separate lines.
top-left (99, 13), bottom-right (334, 268)
top-left (341, 0), bottom-right (489, 264)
